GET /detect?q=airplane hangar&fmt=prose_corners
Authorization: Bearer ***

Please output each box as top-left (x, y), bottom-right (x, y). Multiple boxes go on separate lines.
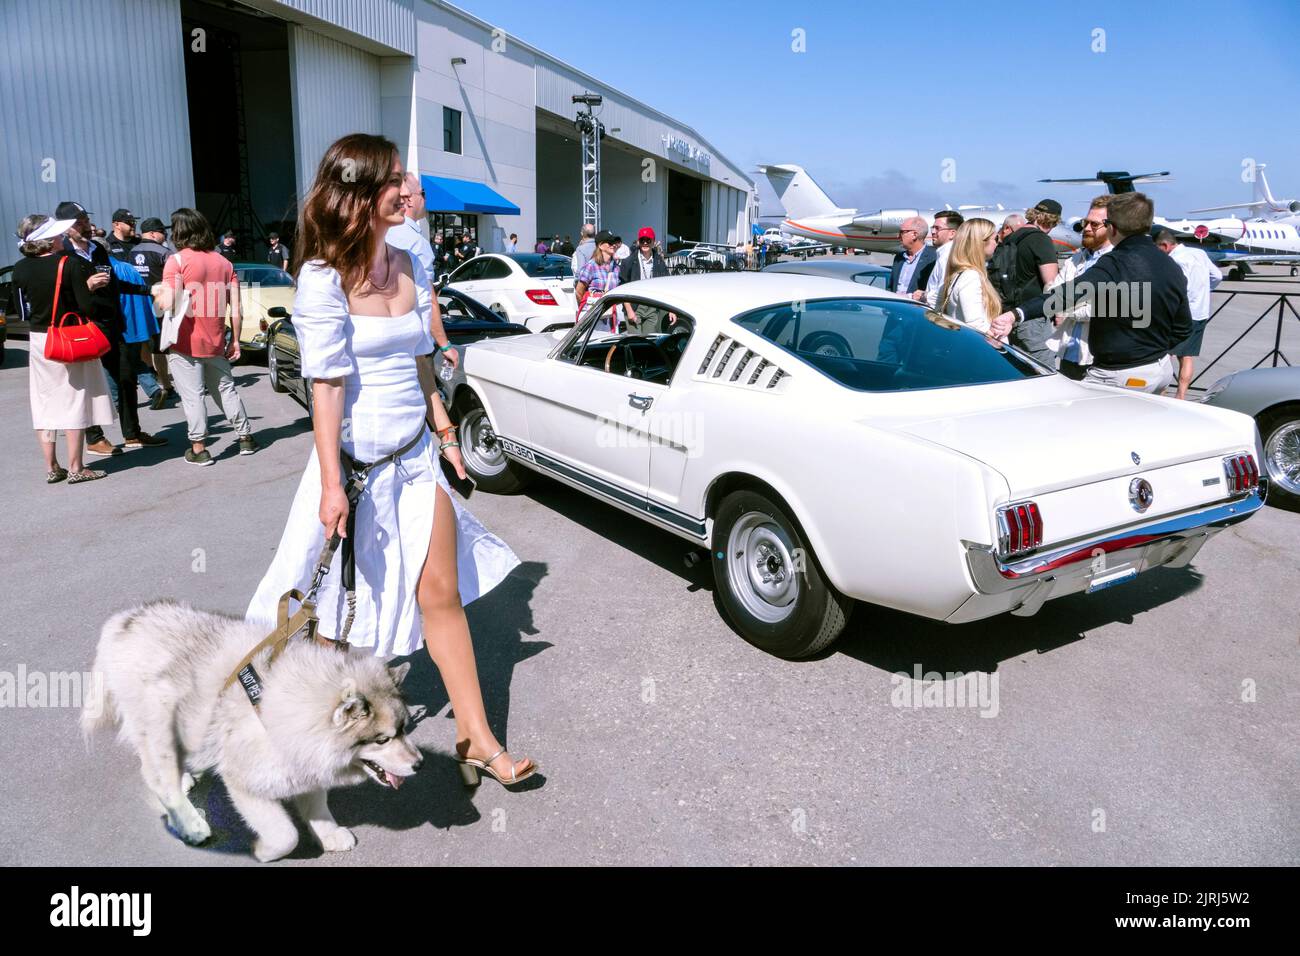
top-left (0, 0), bottom-right (757, 267)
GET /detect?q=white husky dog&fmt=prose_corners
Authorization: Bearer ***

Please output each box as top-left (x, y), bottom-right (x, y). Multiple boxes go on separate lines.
top-left (83, 600), bottom-right (422, 861)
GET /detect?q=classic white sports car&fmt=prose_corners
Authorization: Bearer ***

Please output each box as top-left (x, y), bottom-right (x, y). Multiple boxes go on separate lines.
top-left (444, 274), bottom-right (1267, 658)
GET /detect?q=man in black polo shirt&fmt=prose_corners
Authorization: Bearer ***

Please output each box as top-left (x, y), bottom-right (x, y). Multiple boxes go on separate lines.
top-left (266, 232), bottom-right (289, 271)
top-left (57, 200), bottom-right (166, 452)
top-left (106, 208), bottom-right (139, 260)
top-left (994, 192), bottom-right (1191, 394)
top-left (218, 230), bottom-right (239, 263)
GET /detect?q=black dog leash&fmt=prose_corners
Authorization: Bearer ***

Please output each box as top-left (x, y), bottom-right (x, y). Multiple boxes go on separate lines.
top-left (225, 425), bottom-right (428, 707)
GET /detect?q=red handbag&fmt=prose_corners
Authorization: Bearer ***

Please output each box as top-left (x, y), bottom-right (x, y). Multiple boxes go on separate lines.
top-left (43, 256), bottom-right (111, 363)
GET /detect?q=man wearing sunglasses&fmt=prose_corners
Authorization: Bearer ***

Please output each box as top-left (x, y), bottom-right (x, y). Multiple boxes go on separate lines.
top-left (617, 227), bottom-right (677, 332)
top-left (887, 216), bottom-right (935, 295)
top-left (919, 210), bottom-right (963, 306)
top-left (994, 192), bottom-right (1191, 394)
top-left (1040, 195), bottom-right (1113, 380)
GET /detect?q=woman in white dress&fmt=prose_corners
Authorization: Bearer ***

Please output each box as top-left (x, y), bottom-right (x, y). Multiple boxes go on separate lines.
top-left (247, 134), bottom-right (536, 787)
top-left (936, 217), bottom-right (1002, 337)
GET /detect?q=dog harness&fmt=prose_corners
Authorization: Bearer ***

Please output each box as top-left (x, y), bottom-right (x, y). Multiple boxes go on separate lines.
top-left (223, 426), bottom-right (428, 707)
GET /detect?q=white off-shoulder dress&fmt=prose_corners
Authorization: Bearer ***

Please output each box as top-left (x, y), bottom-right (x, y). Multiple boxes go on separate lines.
top-left (245, 252), bottom-right (519, 657)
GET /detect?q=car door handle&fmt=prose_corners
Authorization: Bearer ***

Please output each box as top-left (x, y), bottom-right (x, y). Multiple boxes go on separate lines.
top-left (628, 393), bottom-right (653, 411)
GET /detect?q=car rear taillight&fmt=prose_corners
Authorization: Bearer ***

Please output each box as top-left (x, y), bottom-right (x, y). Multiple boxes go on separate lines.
top-left (525, 289), bottom-right (558, 306)
top-left (996, 501), bottom-right (1043, 559)
top-left (1222, 453), bottom-right (1259, 494)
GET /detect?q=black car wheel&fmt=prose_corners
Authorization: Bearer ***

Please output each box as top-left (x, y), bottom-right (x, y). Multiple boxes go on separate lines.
top-left (711, 489), bottom-right (852, 659)
top-left (456, 397), bottom-right (534, 494)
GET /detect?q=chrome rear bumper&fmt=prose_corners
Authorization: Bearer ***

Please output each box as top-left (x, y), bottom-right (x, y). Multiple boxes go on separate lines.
top-left (963, 484), bottom-right (1267, 597)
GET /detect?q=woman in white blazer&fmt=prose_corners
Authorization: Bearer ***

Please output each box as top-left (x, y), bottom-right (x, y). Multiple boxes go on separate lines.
top-left (936, 218), bottom-right (1001, 336)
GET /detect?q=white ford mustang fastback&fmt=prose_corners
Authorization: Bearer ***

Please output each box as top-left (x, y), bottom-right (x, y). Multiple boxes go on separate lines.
top-left (445, 274), bottom-right (1266, 658)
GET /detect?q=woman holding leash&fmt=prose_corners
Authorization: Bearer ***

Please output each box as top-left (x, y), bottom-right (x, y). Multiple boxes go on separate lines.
top-left (247, 133), bottom-right (536, 788)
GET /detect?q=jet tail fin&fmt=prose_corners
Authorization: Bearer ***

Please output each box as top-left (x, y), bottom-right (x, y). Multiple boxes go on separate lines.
top-left (1254, 164), bottom-right (1277, 207)
top-left (757, 164), bottom-right (845, 220)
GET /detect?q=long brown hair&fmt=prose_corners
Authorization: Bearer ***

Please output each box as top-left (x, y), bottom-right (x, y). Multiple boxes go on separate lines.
top-left (170, 207), bottom-right (217, 251)
top-left (295, 133), bottom-right (399, 293)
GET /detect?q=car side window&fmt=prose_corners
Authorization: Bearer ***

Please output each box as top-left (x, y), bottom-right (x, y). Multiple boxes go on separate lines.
top-left (451, 259), bottom-right (484, 283)
top-left (479, 258), bottom-right (512, 280)
top-left (556, 297), bottom-right (692, 385)
top-left (437, 294), bottom-right (476, 323)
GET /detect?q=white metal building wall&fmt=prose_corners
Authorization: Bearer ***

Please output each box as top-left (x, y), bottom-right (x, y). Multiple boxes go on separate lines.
top-left (260, 0), bottom-right (416, 55)
top-left (287, 25), bottom-right (383, 198)
top-left (0, 0), bottom-right (194, 268)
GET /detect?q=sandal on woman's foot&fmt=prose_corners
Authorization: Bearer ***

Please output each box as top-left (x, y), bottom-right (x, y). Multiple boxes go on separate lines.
top-left (67, 469), bottom-right (107, 484)
top-left (457, 747), bottom-right (537, 788)
top-left (47, 467), bottom-right (68, 484)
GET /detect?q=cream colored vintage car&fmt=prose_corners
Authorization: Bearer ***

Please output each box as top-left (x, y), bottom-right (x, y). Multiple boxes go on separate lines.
top-left (445, 274), bottom-right (1266, 658)
top-left (227, 262), bottom-right (295, 358)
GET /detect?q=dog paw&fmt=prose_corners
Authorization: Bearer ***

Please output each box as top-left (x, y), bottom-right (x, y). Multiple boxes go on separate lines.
top-left (319, 827), bottom-right (357, 852)
top-left (170, 807), bottom-right (211, 846)
top-left (253, 835), bottom-right (298, 862)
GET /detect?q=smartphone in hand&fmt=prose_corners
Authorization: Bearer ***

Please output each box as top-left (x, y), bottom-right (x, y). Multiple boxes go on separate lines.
top-left (439, 455), bottom-right (475, 499)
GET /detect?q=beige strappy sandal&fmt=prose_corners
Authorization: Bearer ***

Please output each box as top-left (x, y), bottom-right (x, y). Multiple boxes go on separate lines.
top-left (457, 748), bottom-right (538, 788)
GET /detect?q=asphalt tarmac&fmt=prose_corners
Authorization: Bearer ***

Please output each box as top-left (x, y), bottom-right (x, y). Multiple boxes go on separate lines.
top-left (1, 276), bottom-right (1296, 866)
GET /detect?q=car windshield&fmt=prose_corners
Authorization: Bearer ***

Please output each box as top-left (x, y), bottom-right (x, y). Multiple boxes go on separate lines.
top-left (237, 267), bottom-right (295, 287)
top-left (511, 254), bottom-right (573, 278)
top-left (730, 297), bottom-right (1047, 392)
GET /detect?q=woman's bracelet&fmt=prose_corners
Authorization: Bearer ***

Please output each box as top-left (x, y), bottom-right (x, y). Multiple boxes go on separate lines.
top-left (437, 342), bottom-right (453, 353)
top-left (439, 440), bottom-right (460, 453)
top-left (435, 423), bottom-right (456, 439)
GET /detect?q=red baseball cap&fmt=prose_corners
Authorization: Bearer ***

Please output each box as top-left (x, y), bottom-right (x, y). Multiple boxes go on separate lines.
top-left (637, 226), bottom-right (655, 242)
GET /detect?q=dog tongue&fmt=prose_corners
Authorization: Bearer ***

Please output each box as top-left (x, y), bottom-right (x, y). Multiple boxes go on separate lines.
top-left (385, 770), bottom-right (404, 789)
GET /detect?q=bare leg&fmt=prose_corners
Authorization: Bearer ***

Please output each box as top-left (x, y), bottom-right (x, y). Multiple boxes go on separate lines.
top-left (66, 428), bottom-right (84, 473)
top-left (418, 484), bottom-right (533, 781)
top-left (293, 789), bottom-right (355, 852)
top-left (1176, 356), bottom-right (1194, 401)
top-left (225, 783), bottom-right (298, 862)
top-left (36, 430), bottom-right (58, 472)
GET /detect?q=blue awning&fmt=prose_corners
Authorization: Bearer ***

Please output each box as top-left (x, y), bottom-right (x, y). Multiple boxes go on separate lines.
top-left (420, 174), bottom-right (520, 216)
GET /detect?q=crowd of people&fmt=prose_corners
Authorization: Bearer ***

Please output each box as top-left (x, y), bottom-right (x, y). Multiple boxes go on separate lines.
top-left (887, 193), bottom-right (1218, 397)
top-left (11, 203), bottom-right (261, 483)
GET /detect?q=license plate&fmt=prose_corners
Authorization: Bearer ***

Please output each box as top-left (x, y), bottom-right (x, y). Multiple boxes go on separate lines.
top-left (1086, 565), bottom-right (1138, 594)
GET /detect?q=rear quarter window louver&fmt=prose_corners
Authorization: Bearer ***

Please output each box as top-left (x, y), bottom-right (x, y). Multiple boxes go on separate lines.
top-left (767, 368), bottom-right (785, 388)
top-left (730, 349), bottom-right (755, 381)
top-left (713, 341), bottom-right (739, 377)
top-left (698, 334), bottom-right (726, 375)
top-left (748, 358), bottom-right (770, 385)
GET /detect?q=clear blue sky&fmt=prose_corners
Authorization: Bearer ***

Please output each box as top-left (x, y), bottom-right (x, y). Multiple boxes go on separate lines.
top-left (452, 0), bottom-right (1300, 220)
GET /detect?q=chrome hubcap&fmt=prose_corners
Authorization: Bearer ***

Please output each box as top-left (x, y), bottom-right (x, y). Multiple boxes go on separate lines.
top-left (1265, 420), bottom-right (1300, 495)
top-left (460, 409), bottom-right (506, 477)
top-left (727, 512), bottom-right (800, 624)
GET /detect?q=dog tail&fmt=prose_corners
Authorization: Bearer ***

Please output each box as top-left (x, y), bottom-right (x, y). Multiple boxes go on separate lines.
top-left (81, 610), bottom-right (131, 744)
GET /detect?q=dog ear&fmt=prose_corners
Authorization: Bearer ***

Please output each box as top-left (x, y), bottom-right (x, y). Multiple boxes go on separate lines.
top-left (387, 662), bottom-right (411, 688)
top-left (332, 693), bottom-right (370, 726)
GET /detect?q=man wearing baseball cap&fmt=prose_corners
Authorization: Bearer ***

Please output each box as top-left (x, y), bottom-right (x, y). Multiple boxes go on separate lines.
top-left (58, 199), bottom-right (166, 453)
top-left (130, 218), bottom-right (177, 408)
top-left (218, 230), bottom-right (238, 264)
top-left (995, 197), bottom-right (1062, 365)
top-left (616, 226), bottom-right (676, 331)
top-left (107, 209), bottom-right (139, 260)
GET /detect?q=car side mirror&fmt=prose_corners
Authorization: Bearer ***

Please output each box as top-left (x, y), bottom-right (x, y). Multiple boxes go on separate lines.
top-left (437, 273), bottom-right (450, 288)
top-left (267, 306), bottom-right (288, 319)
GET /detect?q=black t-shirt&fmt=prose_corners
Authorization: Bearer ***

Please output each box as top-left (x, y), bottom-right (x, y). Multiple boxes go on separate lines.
top-left (267, 242), bottom-right (289, 266)
top-left (219, 243), bottom-right (238, 263)
top-left (107, 234), bottom-right (138, 260)
top-left (1008, 227), bottom-right (1057, 303)
top-left (12, 252), bottom-right (97, 334)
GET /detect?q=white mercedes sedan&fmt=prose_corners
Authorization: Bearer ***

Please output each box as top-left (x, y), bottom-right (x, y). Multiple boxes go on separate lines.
top-left (440, 253), bottom-right (577, 332)
top-left (444, 274), bottom-right (1266, 658)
